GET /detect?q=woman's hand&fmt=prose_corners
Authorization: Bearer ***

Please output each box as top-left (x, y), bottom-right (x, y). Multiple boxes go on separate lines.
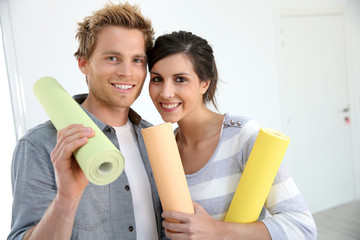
top-left (162, 201), bottom-right (225, 240)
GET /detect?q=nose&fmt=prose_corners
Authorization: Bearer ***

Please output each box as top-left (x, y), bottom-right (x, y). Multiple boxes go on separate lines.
top-left (160, 80), bottom-right (175, 99)
top-left (117, 62), bottom-right (132, 77)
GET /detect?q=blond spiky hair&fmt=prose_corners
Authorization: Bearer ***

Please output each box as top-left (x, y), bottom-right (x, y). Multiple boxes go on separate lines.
top-left (74, 1), bottom-right (154, 60)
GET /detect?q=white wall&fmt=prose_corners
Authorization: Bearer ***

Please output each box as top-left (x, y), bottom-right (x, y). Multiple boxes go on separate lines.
top-left (9, 0), bottom-right (358, 130)
top-left (0, 15), bottom-right (17, 240)
top-left (2, 0), bottom-right (359, 238)
top-left (7, 0), bottom-right (285, 130)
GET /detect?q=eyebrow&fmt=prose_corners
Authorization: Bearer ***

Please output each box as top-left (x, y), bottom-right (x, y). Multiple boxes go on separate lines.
top-left (150, 72), bottom-right (191, 76)
top-left (174, 73), bottom-right (191, 76)
top-left (102, 51), bottom-right (147, 59)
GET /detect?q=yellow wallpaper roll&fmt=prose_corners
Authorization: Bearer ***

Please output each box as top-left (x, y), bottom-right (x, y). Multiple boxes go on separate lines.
top-left (141, 123), bottom-right (194, 219)
top-left (33, 76), bottom-right (124, 186)
top-left (224, 127), bottom-right (290, 223)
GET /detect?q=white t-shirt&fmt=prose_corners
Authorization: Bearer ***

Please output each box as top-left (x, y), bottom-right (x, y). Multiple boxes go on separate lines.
top-left (114, 120), bottom-right (158, 240)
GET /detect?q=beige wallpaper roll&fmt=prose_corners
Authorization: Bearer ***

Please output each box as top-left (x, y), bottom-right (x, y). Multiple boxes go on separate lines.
top-left (142, 123), bottom-right (194, 219)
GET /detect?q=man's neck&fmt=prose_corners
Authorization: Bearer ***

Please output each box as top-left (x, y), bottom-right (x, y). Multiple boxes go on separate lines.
top-left (81, 98), bottom-right (129, 127)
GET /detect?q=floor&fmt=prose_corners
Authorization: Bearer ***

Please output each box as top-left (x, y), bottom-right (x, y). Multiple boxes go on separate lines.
top-left (312, 200), bottom-right (360, 240)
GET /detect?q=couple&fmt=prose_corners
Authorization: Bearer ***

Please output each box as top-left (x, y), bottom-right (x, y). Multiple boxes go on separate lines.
top-left (8, 2), bottom-right (317, 240)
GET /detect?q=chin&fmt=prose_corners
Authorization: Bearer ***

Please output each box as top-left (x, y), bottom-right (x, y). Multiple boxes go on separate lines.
top-left (160, 115), bottom-right (179, 124)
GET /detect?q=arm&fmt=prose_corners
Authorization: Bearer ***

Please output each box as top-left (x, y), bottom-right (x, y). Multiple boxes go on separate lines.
top-left (259, 164), bottom-right (317, 240)
top-left (24, 124), bottom-right (94, 240)
top-left (9, 124), bottom-right (94, 240)
top-left (160, 120), bottom-right (316, 240)
top-left (23, 193), bottom-right (81, 239)
top-left (161, 167), bottom-right (317, 240)
top-left (239, 123), bottom-right (317, 240)
top-left (162, 202), bottom-right (271, 240)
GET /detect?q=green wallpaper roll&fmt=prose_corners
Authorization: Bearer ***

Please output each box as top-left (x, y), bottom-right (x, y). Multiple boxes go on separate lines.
top-left (33, 76), bottom-right (124, 186)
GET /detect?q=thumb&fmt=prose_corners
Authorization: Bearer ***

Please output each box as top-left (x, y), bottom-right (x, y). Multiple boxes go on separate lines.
top-left (193, 201), bottom-right (206, 214)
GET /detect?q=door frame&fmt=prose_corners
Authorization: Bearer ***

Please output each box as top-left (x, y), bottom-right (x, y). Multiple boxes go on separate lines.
top-left (275, 7), bottom-right (360, 200)
top-left (0, 1), bottom-right (27, 140)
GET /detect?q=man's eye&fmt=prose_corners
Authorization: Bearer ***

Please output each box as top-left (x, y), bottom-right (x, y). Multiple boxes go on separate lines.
top-left (107, 56), bottom-right (117, 61)
top-left (134, 59), bottom-right (143, 63)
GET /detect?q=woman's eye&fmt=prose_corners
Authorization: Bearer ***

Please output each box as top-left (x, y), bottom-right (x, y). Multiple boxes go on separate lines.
top-left (175, 77), bottom-right (187, 83)
top-left (151, 76), bottom-right (162, 83)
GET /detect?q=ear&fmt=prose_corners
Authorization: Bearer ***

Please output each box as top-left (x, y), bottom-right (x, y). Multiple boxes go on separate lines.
top-left (200, 80), bottom-right (211, 94)
top-left (78, 57), bottom-right (88, 75)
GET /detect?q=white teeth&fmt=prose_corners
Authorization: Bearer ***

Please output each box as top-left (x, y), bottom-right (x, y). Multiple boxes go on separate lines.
top-left (114, 84), bottom-right (133, 89)
top-left (162, 103), bottom-right (179, 109)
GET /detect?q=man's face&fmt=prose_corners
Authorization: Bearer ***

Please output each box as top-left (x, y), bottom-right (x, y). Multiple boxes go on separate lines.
top-left (79, 26), bottom-right (147, 110)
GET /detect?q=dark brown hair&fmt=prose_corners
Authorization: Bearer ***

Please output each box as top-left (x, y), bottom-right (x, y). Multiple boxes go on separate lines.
top-left (148, 31), bottom-right (218, 109)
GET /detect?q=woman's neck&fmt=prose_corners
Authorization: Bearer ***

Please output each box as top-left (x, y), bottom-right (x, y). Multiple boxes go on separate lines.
top-left (176, 108), bottom-right (224, 147)
top-left (176, 107), bottom-right (224, 174)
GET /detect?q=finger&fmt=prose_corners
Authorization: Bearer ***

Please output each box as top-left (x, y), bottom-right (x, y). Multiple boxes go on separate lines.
top-left (57, 124), bottom-right (94, 143)
top-left (55, 124), bottom-right (95, 153)
top-left (162, 211), bottom-right (187, 224)
top-left (193, 201), bottom-right (205, 213)
top-left (57, 124), bottom-right (85, 138)
top-left (162, 218), bottom-right (191, 234)
top-left (51, 138), bottom-right (85, 166)
top-left (165, 229), bottom-right (188, 240)
top-left (51, 125), bottom-right (94, 164)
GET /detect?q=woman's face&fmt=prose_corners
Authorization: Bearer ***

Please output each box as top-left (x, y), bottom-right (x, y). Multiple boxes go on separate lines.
top-left (149, 53), bottom-right (210, 123)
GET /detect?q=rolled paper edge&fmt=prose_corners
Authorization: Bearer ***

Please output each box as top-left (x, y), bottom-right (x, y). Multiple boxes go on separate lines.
top-left (78, 149), bottom-right (125, 186)
top-left (261, 127), bottom-right (291, 141)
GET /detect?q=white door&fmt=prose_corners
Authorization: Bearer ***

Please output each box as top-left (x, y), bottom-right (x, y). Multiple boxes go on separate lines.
top-left (277, 10), bottom-right (356, 213)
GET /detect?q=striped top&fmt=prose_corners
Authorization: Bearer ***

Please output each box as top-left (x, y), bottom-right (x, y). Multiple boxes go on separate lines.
top-left (184, 113), bottom-right (317, 240)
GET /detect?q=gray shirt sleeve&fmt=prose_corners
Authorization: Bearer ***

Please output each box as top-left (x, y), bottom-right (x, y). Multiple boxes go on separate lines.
top-left (9, 138), bottom-right (57, 240)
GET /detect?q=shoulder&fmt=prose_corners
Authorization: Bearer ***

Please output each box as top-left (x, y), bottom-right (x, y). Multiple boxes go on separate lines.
top-left (128, 107), bottom-right (153, 129)
top-left (139, 118), bottom-right (153, 128)
top-left (220, 113), bottom-right (260, 150)
top-left (12, 121), bottom-right (56, 178)
top-left (20, 120), bottom-right (56, 142)
top-left (16, 120), bottom-right (57, 155)
top-left (222, 113), bottom-right (260, 137)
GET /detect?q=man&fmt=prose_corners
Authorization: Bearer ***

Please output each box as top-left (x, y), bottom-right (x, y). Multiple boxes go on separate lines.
top-left (8, 2), bottom-right (162, 239)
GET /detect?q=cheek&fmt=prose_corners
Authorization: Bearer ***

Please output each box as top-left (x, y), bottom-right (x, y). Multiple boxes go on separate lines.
top-left (90, 65), bottom-right (112, 79)
top-left (141, 69), bottom-right (147, 79)
top-left (148, 83), bottom-right (157, 100)
top-left (135, 65), bottom-right (147, 77)
top-left (181, 86), bottom-right (201, 100)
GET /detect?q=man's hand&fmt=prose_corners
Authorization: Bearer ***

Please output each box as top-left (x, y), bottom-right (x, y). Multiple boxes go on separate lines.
top-left (23, 124), bottom-right (96, 240)
top-left (51, 124), bottom-right (95, 202)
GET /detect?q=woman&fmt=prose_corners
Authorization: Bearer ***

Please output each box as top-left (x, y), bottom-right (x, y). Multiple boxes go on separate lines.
top-left (147, 31), bottom-right (317, 240)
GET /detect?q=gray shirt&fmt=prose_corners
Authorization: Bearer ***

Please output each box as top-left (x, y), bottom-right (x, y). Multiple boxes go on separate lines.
top-left (8, 94), bottom-right (163, 240)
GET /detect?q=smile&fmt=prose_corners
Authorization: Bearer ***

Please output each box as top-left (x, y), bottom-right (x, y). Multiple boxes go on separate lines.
top-left (112, 83), bottom-right (134, 90)
top-left (161, 103), bottom-right (180, 109)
